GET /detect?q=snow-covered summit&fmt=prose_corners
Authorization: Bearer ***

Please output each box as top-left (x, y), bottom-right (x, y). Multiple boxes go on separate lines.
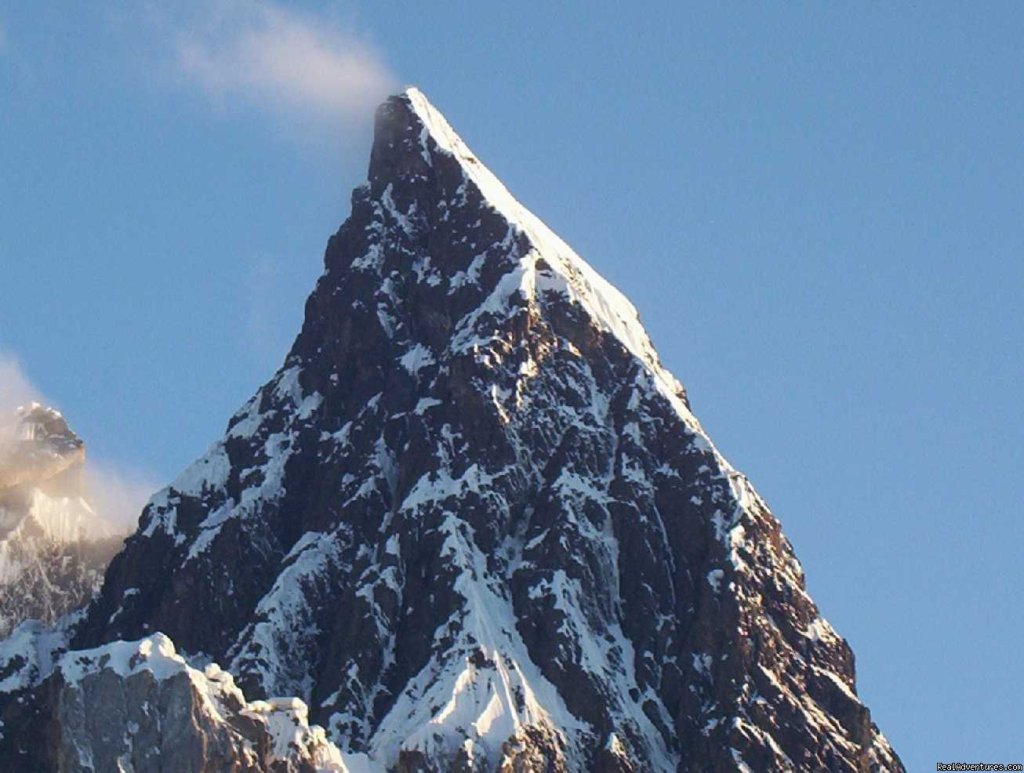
top-left (400, 87), bottom-right (692, 421)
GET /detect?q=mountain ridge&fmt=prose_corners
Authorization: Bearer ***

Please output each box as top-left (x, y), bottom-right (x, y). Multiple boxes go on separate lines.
top-left (0, 88), bottom-right (901, 772)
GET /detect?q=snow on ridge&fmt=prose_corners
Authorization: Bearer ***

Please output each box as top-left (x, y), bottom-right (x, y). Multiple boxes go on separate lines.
top-left (228, 529), bottom-right (346, 702)
top-left (0, 617), bottom-right (72, 693)
top-left (47, 632), bottom-right (354, 771)
top-left (242, 696), bottom-right (352, 771)
top-left (57, 632), bottom-right (187, 686)
top-left (363, 511), bottom-right (590, 771)
top-left (402, 88), bottom-right (691, 414)
top-left (397, 90), bottom-right (768, 555)
top-left (143, 365), bottom-right (319, 556)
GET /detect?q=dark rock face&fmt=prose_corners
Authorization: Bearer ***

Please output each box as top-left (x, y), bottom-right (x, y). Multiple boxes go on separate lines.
top-left (5, 89), bottom-right (900, 771)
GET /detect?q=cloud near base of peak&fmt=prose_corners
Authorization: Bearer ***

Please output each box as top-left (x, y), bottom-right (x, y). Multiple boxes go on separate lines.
top-left (174, 1), bottom-right (397, 127)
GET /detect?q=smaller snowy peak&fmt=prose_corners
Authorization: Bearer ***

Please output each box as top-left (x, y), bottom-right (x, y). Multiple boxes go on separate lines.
top-left (0, 403), bottom-right (84, 492)
top-left (0, 404), bottom-right (124, 638)
top-left (0, 403), bottom-right (120, 540)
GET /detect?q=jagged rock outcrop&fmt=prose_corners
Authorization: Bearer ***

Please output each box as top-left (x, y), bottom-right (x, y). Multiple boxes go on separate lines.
top-left (0, 625), bottom-right (347, 771)
top-left (0, 405), bottom-right (123, 638)
top-left (0, 89), bottom-right (902, 771)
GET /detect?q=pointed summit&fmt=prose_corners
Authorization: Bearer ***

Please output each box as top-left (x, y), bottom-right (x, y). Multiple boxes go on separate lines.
top-left (0, 91), bottom-right (904, 772)
top-left (306, 87), bottom-right (690, 420)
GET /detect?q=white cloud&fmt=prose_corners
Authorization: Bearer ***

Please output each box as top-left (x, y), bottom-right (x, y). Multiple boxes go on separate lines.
top-left (84, 459), bottom-right (159, 531)
top-left (0, 353), bottom-right (45, 415)
top-left (174, 1), bottom-right (396, 127)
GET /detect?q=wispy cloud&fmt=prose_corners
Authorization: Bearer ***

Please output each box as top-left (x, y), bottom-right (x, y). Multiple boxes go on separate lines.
top-left (0, 353), bottom-right (44, 415)
top-left (173, 1), bottom-right (396, 128)
top-left (0, 352), bottom-right (157, 531)
top-left (84, 459), bottom-right (159, 533)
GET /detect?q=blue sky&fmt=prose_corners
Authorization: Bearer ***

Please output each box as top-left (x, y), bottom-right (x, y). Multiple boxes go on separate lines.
top-left (2, 2), bottom-right (1022, 768)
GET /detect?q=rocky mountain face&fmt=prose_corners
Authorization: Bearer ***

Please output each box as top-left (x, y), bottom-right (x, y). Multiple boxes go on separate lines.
top-left (0, 405), bottom-right (122, 639)
top-left (0, 89), bottom-right (902, 772)
top-left (0, 627), bottom-right (345, 772)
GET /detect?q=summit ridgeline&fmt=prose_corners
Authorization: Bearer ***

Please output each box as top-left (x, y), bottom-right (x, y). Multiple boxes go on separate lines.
top-left (0, 90), bottom-right (902, 772)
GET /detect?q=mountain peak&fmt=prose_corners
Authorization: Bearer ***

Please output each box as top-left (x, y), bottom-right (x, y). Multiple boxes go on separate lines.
top-left (359, 88), bottom-right (691, 417)
top-left (8, 90), bottom-right (904, 772)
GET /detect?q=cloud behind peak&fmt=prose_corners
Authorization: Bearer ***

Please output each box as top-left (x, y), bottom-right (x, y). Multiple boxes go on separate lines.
top-left (175, 1), bottom-right (396, 129)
